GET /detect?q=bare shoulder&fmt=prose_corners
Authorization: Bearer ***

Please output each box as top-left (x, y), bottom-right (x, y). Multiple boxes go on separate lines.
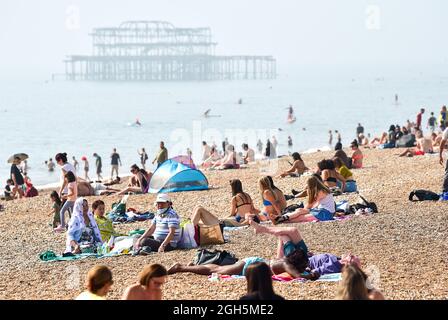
top-left (369, 289), bottom-right (385, 300)
top-left (122, 284), bottom-right (143, 300)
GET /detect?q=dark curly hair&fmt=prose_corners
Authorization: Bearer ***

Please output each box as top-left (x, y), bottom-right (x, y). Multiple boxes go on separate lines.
top-left (317, 159), bottom-right (335, 171)
top-left (285, 248), bottom-right (309, 273)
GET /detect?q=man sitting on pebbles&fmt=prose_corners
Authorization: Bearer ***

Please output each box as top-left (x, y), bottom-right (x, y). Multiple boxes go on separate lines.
top-left (133, 194), bottom-right (181, 254)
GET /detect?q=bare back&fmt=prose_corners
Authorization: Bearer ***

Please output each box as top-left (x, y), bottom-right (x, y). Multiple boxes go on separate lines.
top-left (122, 284), bottom-right (162, 300)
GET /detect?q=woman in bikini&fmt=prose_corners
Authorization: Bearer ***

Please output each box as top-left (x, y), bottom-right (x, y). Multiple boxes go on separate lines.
top-left (190, 179), bottom-right (263, 227)
top-left (116, 164), bottom-right (151, 195)
top-left (318, 159), bottom-right (346, 193)
top-left (259, 176), bottom-right (287, 223)
top-left (350, 140), bottom-right (364, 169)
top-left (278, 152), bottom-right (309, 178)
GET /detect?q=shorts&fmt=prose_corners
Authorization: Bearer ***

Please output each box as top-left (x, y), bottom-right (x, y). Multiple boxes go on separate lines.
top-left (241, 257), bottom-right (266, 276)
top-left (310, 208), bottom-right (334, 221)
top-left (337, 180), bottom-right (357, 193)
top-left (283, 239), bottom-right (308, 257)
top-left (414, 150), bottom-right (425, 156)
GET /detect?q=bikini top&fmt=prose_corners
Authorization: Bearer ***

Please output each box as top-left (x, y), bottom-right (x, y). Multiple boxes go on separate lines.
top-left (324, 177), bottom-right (338, 183)
top-left (235, 193), bottom-right (252, 208)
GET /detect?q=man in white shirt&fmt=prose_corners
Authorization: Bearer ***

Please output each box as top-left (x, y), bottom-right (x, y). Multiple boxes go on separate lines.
top-left (202, 141), bottom-right (211, 161)
top-left (439, 128), bottom-right (448, 193)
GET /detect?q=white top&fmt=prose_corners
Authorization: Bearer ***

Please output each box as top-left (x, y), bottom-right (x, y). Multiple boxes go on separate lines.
top-left (442, 128), bottom-right (448, 140)
top-left (317, 193), bottom-right (336, 213)
top-left (61, 163), bottom-right (76, 194)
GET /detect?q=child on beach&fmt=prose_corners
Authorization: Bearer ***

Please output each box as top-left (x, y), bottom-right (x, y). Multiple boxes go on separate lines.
top-left (49, 191), bottom-right (62, 228)
top-left (54, 171), bottom-right (78, 232)
top-left (92, 200), bottom-right (123, 242)
top-left (4, 179), bottom-right (14, 200)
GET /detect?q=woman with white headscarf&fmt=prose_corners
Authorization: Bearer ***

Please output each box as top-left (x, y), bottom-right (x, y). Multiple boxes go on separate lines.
top-left (66, 198), bottom-right (102, 254)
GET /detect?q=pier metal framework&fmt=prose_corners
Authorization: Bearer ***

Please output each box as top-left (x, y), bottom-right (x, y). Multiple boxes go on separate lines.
top-left (64, 21), bottom-right (276, 81)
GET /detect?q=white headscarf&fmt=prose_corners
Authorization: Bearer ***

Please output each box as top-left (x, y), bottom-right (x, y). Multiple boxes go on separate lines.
top-left (66, 197), bottom-right (103, 253)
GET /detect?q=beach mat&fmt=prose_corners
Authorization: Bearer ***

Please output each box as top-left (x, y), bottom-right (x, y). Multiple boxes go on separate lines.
top-left (208, 272), bottom-right (341, 283)
top-left (39, 251), bottom-right (98, 262)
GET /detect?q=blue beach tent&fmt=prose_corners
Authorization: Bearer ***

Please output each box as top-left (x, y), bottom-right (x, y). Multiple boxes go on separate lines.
top-left (148, 159), bottom-right (209, 193)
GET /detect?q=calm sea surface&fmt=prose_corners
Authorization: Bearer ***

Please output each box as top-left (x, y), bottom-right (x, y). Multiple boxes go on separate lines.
top-left (1, 68), bottom-right (447, 187)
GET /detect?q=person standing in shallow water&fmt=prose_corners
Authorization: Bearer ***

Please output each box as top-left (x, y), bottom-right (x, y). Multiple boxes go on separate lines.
top-left (110, 148), bottom-right (122, 180)
top-left (257, 139), bottom-right (263, 154)
top-left (93, 153), bottom-right (103, 182)
top-left (138, 148), bottom-right (148, 170)
top-left (356, 123), bottom-right (364, 144)
top-left (72, 156), bottom-right (79, 172)
top-left (152, 141), bottom-right (168, 168)
top-left (329, 130), bottom-right (333, 146)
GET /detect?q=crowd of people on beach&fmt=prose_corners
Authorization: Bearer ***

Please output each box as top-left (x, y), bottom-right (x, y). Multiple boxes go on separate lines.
top-left (44, 135), bottom-right (381, 300)
top-left (5, 104), bottom-right (448, 300)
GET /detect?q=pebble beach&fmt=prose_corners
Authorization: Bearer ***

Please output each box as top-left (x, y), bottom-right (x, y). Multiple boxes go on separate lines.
top-left (0, 147), bottom-right (447, 300)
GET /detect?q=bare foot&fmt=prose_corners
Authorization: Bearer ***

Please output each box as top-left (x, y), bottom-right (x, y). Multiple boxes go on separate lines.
top-left (167, 263), bottom-right (183, 275)
top-left (250, 220), bottom-right (264, 234)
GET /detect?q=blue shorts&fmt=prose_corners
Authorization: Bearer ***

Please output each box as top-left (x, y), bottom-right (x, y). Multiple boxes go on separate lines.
top-left (283, 239), bottom-right (308, 257)
top-left (241, 257), bottom-right (266, 276)
top-left (310, 208), bottom-right (334, 221)
top-left (338, 180), bottom-right (357, 193)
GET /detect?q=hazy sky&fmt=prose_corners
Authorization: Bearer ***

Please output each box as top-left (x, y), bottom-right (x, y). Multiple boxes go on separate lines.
top-left (1, 0), bottom-right (447, 76)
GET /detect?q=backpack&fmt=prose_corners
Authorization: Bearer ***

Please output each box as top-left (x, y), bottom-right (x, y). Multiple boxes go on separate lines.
top-left (193, 249), bottom-right (238, 266)
top-left (348, 195), bottom-right (378, 214)
top-left (409, 189), bottom-right (440, 201)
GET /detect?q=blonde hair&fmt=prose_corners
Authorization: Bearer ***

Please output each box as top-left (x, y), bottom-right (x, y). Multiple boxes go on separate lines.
top-left (86, 265), bottom-right (113, 294)
top-left (336, 264), bottom-right (369, 300)
top-left (307, 175), bottom-right (330, 204)
top-left (139, 264), bottom-right (167, 286)
top-left (258, 176), bottom-right (278, 202)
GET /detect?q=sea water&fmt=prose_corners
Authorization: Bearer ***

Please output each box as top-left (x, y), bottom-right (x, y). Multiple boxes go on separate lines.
top-left (1, 67), bottom-right (447, 187)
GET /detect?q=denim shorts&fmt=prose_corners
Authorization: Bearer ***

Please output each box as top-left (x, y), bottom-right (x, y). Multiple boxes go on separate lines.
top-left (310, 208), bottom-right (334, 221)
top-left (283, 239), bottom-right (308, 257)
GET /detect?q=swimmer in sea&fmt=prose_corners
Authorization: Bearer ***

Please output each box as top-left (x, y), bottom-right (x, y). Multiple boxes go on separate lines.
top-left (135, 118), bottom-right (141, 126)
top-left (203, 109), bottom-right (211, 118)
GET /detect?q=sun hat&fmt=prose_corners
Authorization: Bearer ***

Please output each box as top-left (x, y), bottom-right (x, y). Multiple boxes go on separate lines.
top-left (154, 193), bottom-right (171, 204)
